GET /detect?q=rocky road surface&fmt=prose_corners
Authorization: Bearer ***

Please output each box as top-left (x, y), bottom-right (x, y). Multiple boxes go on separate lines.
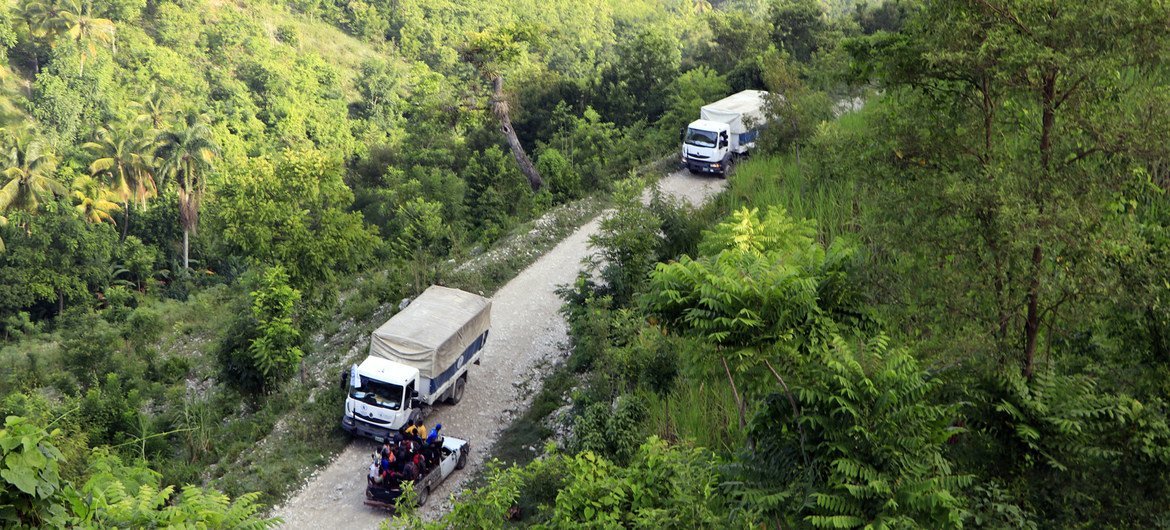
top-left (272, 170), bottom-right (726, 529)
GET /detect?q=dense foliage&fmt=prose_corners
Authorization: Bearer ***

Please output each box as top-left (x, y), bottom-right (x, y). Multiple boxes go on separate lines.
top-left (3, 0), bottom-right (1168, 527)
top-left (410, 0), bottom-right (1170, 528)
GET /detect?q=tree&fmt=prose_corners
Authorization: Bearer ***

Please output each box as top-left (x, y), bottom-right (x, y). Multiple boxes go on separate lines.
top-left (54, 0), bottom-right (115, 75)
top-left (462, 24), bottom-right (545, 192)
top-left (247, 265), bottom-right (302, 391)
top-left (855, 0), bottom-right (1170, 377)
top-left (587, 177), bottom-right (662, 305)
top-left (0, 126), bottom-right (63, 254)
top-left (392, 196), bottom-right (450, 292)
top-left (657, 66), bottom-right (730, 144)
top-left (70, 174), bottom-right (119, 224)
top-left (129, 84), bottom-right (176, 130)
top-left (770, 0), bottom-right (826, 63)
top-left (84, 122), bottom-right (157, 240)
top-left (211, 150), bottom-right (379, 290)
top-left (601, 27), bottom-right (681, 125)
top-left (156, 112), bottom-right (216, 270)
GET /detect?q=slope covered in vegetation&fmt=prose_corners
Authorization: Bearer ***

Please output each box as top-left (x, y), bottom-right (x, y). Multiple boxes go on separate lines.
top-left (391, 1), bottom-right (1170, 529)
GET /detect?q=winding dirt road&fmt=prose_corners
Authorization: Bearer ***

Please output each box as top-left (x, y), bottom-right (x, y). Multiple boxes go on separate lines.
top-left (272, 171), bottom-right (726, 528)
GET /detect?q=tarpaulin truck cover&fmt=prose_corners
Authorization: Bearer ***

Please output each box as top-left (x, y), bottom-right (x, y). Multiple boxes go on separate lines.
top-left (368, 286), bottom-right (491, 380)
top-left (700, 90), bottom-right (768, 136)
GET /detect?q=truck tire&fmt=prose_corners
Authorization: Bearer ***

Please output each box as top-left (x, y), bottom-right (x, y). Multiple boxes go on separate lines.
top-left (456, 450), bottom-right (468, 470)
top-left (417, 486), bottom-right (430, 507)
top-left (448, 375), bottom-right (466, 405)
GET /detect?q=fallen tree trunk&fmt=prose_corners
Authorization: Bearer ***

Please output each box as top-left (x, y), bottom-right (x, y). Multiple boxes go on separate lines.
top-left (491, 76), bottom-right (543, 192)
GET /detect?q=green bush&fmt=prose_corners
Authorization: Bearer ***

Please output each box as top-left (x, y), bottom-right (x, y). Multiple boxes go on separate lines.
top-left (124, 306), bottom-right (164, 348)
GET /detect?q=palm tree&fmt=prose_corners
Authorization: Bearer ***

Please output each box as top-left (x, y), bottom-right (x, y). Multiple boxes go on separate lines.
top-left (71, 174), bottom-right (119, 224)
top-left (0, 127), bottom-right (63, 252)
top-left (15, 0), bottom-right (64, 73)
top-left (54, 0), bottom-right (115, 75)
top-left (84, 122), bottom-right (157, 240)
top-left (131, 84), bottom-right (177, 130)
top-left (156, 112), bottom-right (217, 270)
top-left (0, 126), bottom-right (63, 214)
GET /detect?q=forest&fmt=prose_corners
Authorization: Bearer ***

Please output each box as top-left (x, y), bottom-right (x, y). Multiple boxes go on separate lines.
top-left (1, 0), bottom-right (1168, 528)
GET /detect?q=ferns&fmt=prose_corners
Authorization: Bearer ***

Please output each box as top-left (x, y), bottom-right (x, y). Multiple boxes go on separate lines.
top-left (729, 336), bottom-right (971, 529)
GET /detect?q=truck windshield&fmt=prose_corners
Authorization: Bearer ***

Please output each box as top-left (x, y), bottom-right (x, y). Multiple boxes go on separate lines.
top-left (350, 377), bottom-right (404, 410)
top-left (684, 128), bottom-right (718, 148)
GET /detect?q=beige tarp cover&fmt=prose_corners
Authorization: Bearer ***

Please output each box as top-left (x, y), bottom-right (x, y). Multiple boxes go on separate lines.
top-left (700, 90), bottom-right (768, 135)
top-left (369, 286), bottom-right (491, 379)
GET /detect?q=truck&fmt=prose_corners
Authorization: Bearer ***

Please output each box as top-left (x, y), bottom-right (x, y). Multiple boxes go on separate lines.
top-left (364, 435), bottom-right (470, 510)
top-left (680, 89), bottom-right (769, 177)
top-left (341, 285), bottom-right (491, 442)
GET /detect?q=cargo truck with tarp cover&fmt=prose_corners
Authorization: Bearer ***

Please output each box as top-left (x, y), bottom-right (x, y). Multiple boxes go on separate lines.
top-left (681, 89), bottom-right (769, 177)
top-left (341, 285), bottom-right (490, 441)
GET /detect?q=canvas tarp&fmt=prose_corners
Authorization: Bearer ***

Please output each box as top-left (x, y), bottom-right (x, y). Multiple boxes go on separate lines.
top-left (700, 90), bottom-right (768, 135)
top-left (368, 285), bottom-right (491, 380)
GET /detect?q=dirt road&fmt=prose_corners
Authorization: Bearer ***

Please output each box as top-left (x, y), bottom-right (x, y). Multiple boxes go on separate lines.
top-left (272, 171), bottom-right (726, 529)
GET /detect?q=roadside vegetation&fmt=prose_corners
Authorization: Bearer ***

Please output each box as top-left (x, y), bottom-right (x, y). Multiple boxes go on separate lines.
top-left (0, 0), bottom-right (739, 526)
top-left (395, 1), bottom-right (1170, 529)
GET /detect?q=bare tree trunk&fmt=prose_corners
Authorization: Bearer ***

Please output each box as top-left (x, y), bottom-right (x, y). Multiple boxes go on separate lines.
top-left (182, 229), bottom-right (189, 270)
top-left (121, 201), bottom-right (130, 242)
top-left (491, 76), bottom-right (543, 192)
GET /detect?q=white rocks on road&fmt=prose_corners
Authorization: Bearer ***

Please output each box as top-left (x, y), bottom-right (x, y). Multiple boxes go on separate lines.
top-left (271, 170), bottom-right (726, 529)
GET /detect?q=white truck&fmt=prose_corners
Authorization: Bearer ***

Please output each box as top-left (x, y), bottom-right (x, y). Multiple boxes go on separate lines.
top-left (680, 89), bottom-right (769, 177)
top-left (341, 285), bottom-right (491, 442)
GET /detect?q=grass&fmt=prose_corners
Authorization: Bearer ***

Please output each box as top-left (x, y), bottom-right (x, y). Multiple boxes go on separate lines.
top-left (644, 376), bottom-right (747, 456)
top-left (721, 155), bottom-right (860, 247)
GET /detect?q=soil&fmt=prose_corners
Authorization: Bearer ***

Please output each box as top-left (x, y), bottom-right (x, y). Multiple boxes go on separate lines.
top-left (270, 170), bottom-right (726, 528)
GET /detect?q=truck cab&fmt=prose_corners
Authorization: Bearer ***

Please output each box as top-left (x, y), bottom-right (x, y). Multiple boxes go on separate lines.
top-left (681, 119), bottom-right (732, 176)
top-left (342, 357), bottom-right (421, 440)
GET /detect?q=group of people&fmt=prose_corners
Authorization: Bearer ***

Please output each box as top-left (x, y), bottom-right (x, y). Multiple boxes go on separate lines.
top-left (367, 421), bottom-right (445, 488)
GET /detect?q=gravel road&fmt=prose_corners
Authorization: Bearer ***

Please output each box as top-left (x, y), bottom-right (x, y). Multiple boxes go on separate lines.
top-left (272, 170), bottom-right (726, 529)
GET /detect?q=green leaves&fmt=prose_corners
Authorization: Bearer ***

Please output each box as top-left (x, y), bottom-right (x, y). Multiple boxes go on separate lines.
top-left (731, 336), bottom-right (970, 529)
top-left (0, 415), bottom-right (68, 528)
top-left (247, 265), bottom-right (303, 389)
top-left (646, 206), bottom-right (861, 352)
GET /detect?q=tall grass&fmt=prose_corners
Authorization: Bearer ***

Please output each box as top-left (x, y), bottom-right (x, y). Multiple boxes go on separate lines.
top-left (721, 156), bottom-right (859, 247)
top-left (645, 376), bottom-right (746, 456)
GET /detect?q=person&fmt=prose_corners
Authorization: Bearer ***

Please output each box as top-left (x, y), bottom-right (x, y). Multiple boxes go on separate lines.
top-left (413, 420), bottom-right (427, 442)
top-left (402, 460), bottom-right (418, 481)
top-left (426, 423), bottom-right (442, 445)
top-left (368, 453), bottom-right (381, 485)
top-left (412, 452), bottom-right (428, 477)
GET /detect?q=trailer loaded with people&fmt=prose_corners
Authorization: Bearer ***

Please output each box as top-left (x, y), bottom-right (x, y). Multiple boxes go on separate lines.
top-left (363, 423), bottom-right (470, 510)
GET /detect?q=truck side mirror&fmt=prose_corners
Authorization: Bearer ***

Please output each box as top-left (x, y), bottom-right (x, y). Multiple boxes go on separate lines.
top-left (719, 139), bottom-right (729, 148)
top-left (679, 127), bottom-right (686, 141)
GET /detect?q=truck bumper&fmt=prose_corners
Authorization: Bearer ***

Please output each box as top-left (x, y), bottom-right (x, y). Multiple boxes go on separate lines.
top-left (685, 159), bottom-right (726, 175)
top-left (342, 416), bottom-right (395, 442)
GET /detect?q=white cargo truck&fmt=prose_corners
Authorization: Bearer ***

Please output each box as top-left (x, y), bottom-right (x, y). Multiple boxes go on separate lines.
top-left (341, 285), bottom-right (490, 442)
top-left (681, 89), bottom-right (769, 177)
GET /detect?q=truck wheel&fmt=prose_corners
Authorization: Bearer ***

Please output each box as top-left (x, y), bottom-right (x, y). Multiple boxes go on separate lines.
top-left (417, 486), bottom-right (430, 507)
top-left (448, 375), bottom-right (466, 405)
top-left (456, 450), bottom-right (468, 470)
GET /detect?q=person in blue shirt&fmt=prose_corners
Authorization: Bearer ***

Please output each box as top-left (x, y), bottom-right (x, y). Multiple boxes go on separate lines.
top-left (426, 423), bottom-right (442, 445)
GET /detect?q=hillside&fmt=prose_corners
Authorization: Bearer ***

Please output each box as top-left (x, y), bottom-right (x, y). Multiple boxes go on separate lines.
top-left (3, 0), bottom-right (1170, 528)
